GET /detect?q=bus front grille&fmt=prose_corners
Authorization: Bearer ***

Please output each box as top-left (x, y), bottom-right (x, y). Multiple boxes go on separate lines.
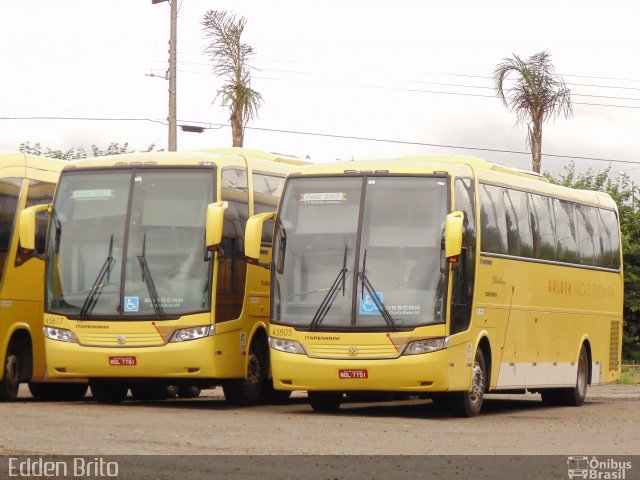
top-left (77, 332), bottom-right (165, 347)
top-left (305, 344), bottom-right (400, 359)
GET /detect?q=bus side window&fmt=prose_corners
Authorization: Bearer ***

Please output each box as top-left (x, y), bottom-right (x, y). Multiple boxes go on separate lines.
top-left (504, 188), bottom-right (533, 258)
top-left (0, 178), bottom-right (23, 278)
top-left (216, 167), bottom-right (249, 322)
top-left (253, 172), bottom-right (284, 245)
top-left (553, 199), bottom-right (579, 264)
top-left (598, 209), bottom-right (621, 269)
top-left (479, 184), bottom-right (507, 254)
top-left (575, 204), bottom-right (600, 266)
top-left (529, 194), bottom-right (556, 261)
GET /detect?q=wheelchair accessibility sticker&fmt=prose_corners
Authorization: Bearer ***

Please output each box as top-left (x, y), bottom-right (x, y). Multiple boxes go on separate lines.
top-left (359, 292), bottom-right (383, 315)
top-left (124, 296), bottom-right (139, 312)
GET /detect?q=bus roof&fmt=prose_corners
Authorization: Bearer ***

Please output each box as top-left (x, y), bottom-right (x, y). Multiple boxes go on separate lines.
top-left (61, 149), bottom-right (307, 176)
top-left (0, 151), bottom-right (67, 179)
top-left (287, 155), bottom-right (617, 210)
top-left (287, 155), bottom-right (545, 179)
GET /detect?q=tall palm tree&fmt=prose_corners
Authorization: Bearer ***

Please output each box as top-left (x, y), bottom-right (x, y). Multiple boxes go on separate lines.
top-left (494, 51), bottom-right (572, 173)
top-left (202, 11), bottom-right (263, 147)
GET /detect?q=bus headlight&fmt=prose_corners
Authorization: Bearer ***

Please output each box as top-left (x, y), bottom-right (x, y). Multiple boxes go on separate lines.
top-left (43, 326), bottom-right (78, 343)
top-left (170, 325), bottom-right (214, 342)
top-left (403, 337), bottom-right (450, 355)
top-left (269, 337), bottom-right (305, 354)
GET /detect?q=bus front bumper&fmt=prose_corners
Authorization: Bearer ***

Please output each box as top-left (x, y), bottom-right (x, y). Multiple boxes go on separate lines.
top-left (270, 348), bottom-right (450, 392)
top-left (44, 336), bottom-right (230, 379)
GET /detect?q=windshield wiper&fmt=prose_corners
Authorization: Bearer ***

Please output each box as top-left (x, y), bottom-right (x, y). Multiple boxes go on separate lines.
top-left (309, 246), bottom-right (348, 331)
top-left (358, 249), bottom-right (398, 331)
top-left (138, 233), bottom-right (165, 317)
top-left (80, 235), bottom-right (115, 319)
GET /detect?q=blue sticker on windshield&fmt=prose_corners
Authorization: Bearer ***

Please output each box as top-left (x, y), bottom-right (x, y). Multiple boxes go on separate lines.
top-left (124, 296), bottom-right (139, 312)
top-left (359, 292), bottom-right (383, 315)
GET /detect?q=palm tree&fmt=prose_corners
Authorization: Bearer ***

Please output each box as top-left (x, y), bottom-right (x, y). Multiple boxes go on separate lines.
top-left (493, 51), bottom-right (572, 173)
top-left (202, 11), bottom-right (263, 147)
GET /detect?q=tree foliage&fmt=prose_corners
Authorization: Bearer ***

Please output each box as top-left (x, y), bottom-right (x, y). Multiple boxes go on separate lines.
top-left (202, 10), bottom-right (263, 147)
top-left (494, 51), bottom-right (572, 174)
top-left (546, 162), bottom-right (640, 362)
top-left (19, 142), bottom-right (160, 160)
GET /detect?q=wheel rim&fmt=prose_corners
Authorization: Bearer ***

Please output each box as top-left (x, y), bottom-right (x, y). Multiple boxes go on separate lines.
top-left (469, 360), bottom-right (484, 406)
top-left (5, 355), bottom-right (20, 389)
top-left (246, 352), bottom-right (262, 388)
top-left (577, 351), bottom-right (588, 397)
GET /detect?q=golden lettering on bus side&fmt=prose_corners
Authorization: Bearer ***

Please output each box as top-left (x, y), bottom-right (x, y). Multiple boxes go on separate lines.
top-left (547, 280), bottom-right (614, 299)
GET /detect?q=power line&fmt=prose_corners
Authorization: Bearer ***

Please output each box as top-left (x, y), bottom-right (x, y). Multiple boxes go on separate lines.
top-left (167, 68), bottom-right (640, 107)
top-left (3, 115), bottom-right (639, 166)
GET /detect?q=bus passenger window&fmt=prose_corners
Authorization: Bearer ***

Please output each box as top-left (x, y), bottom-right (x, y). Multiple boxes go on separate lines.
top-left (479, 184), bottom-right (507, 254)
top-left (504, 188), bottom-right (533, 257)
top-left (575, 204), bottom-right (599, 266)
top-left (553, 199), bottom-right (579, 264)
top-left (0, 178), bottom-right (22, 278)
top-left (529, 194), bottom-right (556, 261)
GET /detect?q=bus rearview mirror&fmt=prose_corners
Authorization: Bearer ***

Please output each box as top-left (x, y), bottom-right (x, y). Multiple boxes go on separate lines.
top-left (445, 211), bottom-right (464, 259)
top-left (245, 212), bottom-right (276, 265)
top-left (205, 201), bottom-right (227, 248)
top-left (19, 203), bottom-right (50, 252)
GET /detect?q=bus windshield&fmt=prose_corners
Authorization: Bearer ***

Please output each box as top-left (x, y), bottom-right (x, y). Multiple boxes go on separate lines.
top-left (46, 168), bottom-right (215, 319)
top-left (272, 175), bottom-right (448, 330)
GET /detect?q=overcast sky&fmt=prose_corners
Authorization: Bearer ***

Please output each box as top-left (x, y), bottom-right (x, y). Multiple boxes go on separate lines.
top-left (1, 1), bottom-right (640, 179)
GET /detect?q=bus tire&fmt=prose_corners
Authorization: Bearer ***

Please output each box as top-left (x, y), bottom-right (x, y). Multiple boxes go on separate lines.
top-left (90, 381), bottom-right (129, 404)
top-left (449, 348), bottom-right (486, 417)
top-left (177, 386), bottom-right (201, 399)
top-left (0, 345), bottom-right (22, 402)
top-left (540, 388), bottom-right (564, 406)
top-left (28, 382), bottom-right (88, 401)
top-left (564, 345), bottom-right (589, 406)
top-left (541, 345), bottom-right (589, 407)
top-left (308, 392), bottom-right (342, 412)
top-left (260, 378), bottom-right (292, 404)
top-left (223, 340), bottom-right (267, 406)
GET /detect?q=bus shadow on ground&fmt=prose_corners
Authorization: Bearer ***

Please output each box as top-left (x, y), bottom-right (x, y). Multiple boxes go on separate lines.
top-left (287, 395), bottom-right (594, 419)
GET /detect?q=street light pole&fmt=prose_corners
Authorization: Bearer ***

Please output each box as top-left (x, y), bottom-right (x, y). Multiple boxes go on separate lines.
top-left (152, 0), bottom-right (177, 151)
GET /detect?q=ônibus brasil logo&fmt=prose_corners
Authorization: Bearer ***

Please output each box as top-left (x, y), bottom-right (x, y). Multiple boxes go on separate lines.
top-left (567, 456), bottom-right (632, 480)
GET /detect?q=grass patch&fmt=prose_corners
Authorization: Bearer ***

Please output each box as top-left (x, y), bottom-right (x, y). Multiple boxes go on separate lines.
top-left (618, 365), bottom-right (640, 384)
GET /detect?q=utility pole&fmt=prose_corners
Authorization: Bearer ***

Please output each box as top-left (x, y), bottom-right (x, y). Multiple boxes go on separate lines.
top-left (152, 0), bottom-right (177, 151)
top-left (168, 0), bottom-right (177, 151)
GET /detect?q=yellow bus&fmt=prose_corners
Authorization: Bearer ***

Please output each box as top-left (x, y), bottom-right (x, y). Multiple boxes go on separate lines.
top-left (21, 148), bottom-right (305, 404)
top-left (245, 156), bottom-right (623, 416)
top-left (0, 151), bottom-right (88, 401)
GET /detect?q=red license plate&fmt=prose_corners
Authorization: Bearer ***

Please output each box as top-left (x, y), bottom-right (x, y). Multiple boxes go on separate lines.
top-left (109, 356), bottom-right (137, 366)
top-left (339, 369), bottom-right (368, 379)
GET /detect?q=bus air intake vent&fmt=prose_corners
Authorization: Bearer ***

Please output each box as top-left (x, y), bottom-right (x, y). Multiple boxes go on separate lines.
top-left (609, 320), bottom-right (620, 371)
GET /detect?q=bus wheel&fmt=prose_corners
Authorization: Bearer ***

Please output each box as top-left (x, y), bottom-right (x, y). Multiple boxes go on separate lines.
top-left (28, 383), bottom-right (88, 401)
top-left (450, 349), bottom-right (486, 417)
top-left (541, 345), bottom-right (589, 407)
top-left (223, 340), bottom-right (267, 406)
top-left (308, 392), bottom-right (342, 412)
top-left (260, 378), bottom-right (292, 404)
top-left (90, 381), bottom-right (129, 404)
top-left (0, 346), bottom-right (21, 402)
top-left (564, 345), bottom-right (589, 406)
top-left (177, 386), bottom-right (201, 399)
